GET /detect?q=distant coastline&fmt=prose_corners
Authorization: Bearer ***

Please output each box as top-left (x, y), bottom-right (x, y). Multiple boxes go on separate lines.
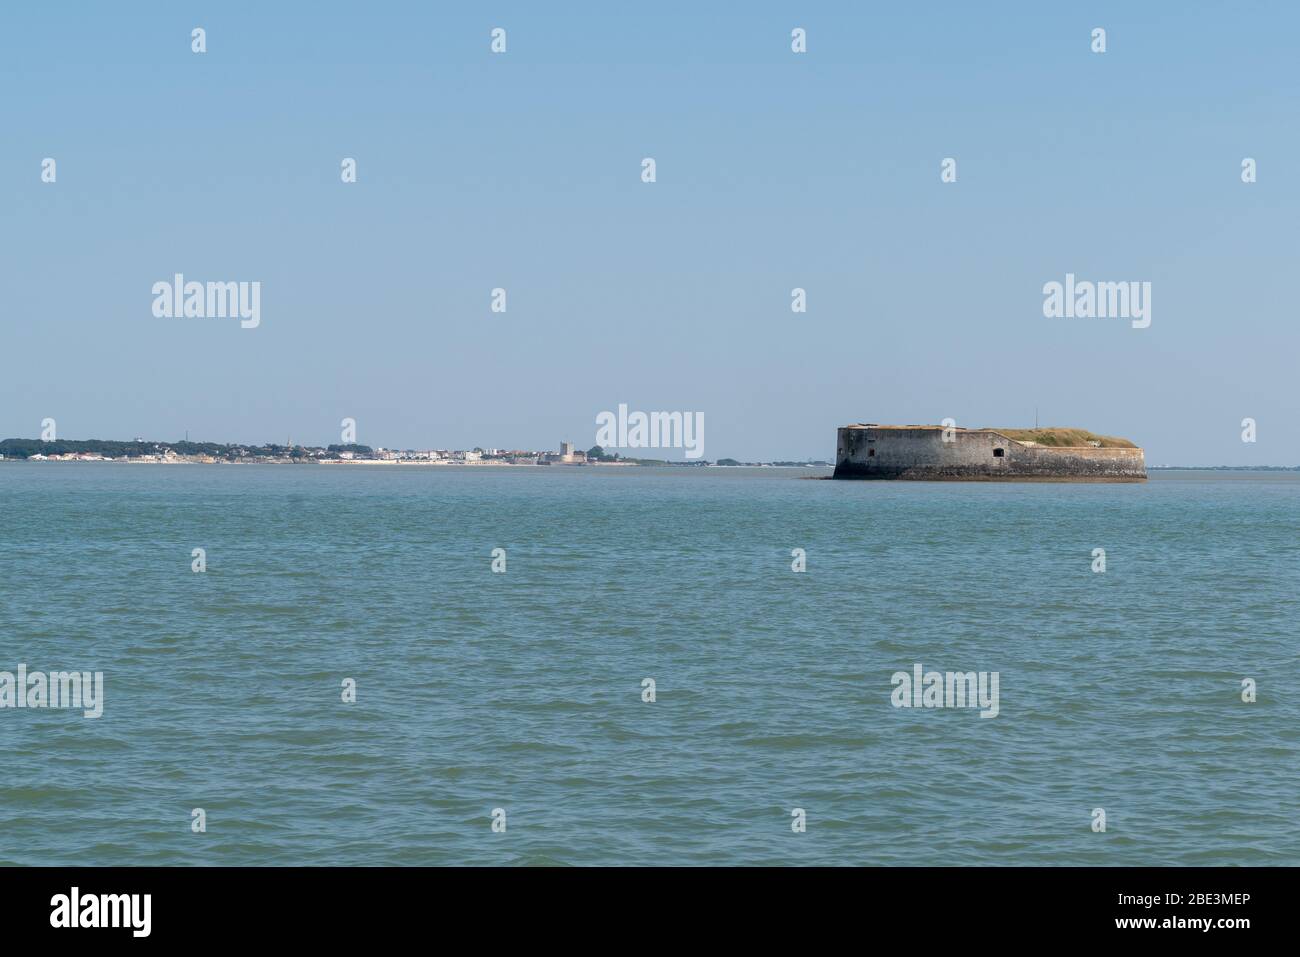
top-left (1147, 465), bottom-right (1300, 471)
top-left (0, 437), bottom-right (830, 469)
top-left (0, 438), bottom-right (1285, 471)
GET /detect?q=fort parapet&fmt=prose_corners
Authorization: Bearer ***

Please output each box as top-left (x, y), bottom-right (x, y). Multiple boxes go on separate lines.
top-left (833, 424), bottom-right (1146, 482)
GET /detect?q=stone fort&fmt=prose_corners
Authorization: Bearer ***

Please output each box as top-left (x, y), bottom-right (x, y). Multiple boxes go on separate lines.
top-left (833, 424), bottom-right (1146, 482)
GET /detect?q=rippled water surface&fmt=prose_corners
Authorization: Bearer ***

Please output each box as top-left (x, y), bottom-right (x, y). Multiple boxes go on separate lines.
top-left (1, 464), bottom-right (1296, 865)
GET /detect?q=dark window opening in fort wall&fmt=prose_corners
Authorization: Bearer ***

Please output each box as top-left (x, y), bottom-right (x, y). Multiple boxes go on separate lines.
top-left (993, 448), bottom-right (1004, 457)
top-left (868, 449), bottom-right (875, 457)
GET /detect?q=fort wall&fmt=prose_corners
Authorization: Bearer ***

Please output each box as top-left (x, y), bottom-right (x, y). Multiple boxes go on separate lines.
top-left (832, 425), bottom-right (1146, 482)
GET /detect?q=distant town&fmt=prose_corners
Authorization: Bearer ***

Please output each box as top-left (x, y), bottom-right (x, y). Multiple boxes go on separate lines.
top-left (0, 437), bottom-right (831, 468)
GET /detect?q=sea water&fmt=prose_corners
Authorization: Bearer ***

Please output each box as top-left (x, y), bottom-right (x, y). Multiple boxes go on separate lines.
top-left (1, 464), bottom-right (1296, 865)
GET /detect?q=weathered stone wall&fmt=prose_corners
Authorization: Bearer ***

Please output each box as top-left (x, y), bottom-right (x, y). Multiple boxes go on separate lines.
top-left (833, 426), bottom-right (1146, 481)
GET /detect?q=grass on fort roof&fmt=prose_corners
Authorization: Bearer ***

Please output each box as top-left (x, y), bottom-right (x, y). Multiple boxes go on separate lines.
top-left (989, 428), bottom-right (1137, 448)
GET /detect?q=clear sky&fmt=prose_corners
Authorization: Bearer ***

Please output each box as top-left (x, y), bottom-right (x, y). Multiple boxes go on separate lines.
top-left (2, 2), bottom-right (1296, 464)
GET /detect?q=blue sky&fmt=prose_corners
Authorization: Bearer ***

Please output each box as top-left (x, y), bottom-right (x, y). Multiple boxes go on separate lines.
top-left (2, 2), bottom-right (1296, 463)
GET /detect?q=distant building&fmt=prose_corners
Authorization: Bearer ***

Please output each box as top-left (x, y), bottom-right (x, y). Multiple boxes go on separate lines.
top-left (543, 440), bottom-right (587, 465)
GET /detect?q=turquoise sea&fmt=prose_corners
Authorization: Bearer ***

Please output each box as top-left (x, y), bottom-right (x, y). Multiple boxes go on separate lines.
top-left (1, 463), bottom-right (1296, 866)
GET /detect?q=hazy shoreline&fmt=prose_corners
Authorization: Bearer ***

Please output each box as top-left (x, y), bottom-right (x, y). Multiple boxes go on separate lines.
top-left (2, 460), bottom-right (1295, 471)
